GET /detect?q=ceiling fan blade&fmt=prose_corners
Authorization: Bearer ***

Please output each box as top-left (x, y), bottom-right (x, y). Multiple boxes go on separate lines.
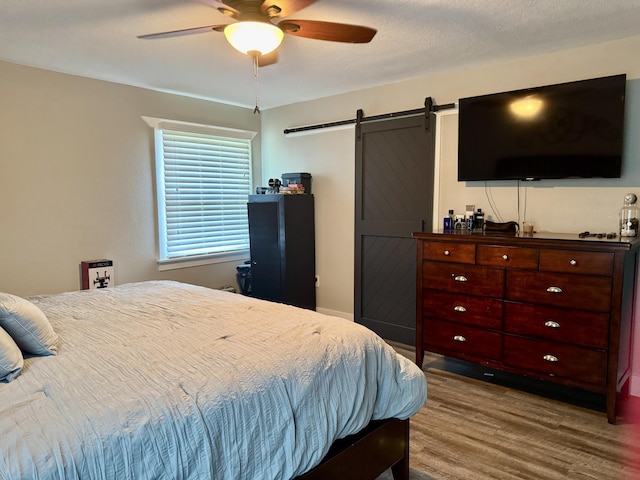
top-left (257, 50), bottom-right (279, 67)
top-left (260, 0), bottom-right (317, 18)
top-left (278, 20), bottom-right (376, 43)
top-left (137, 24), bottom-right (227, 40)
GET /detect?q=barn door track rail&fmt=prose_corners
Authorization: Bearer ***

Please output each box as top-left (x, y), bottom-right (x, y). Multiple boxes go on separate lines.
top-left (283, 97), bottom-right (456, 136)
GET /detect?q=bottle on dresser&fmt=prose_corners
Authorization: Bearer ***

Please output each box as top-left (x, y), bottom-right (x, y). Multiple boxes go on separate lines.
top-left (443, 210), bottom-right (454, 231)
top-left (465, 205), bottom-right (475, 230)
top-left (620, 193), bottom-right (639, 237)
top-left (474, 208), bottom-right (485, 230)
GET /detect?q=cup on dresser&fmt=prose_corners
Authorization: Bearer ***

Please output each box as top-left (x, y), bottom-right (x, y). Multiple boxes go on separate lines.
top-left (522, 221), bottom-right (534, 235)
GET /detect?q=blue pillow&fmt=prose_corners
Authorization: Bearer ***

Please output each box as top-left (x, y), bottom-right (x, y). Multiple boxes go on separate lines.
top-left (0, 293), bottom-right (58, 356)
top-left (0, 327), bottom-right (23, 382)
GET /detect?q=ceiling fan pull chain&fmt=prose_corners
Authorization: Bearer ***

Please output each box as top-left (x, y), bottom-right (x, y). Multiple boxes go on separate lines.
top-left (253, 54), bottom-right (260, 115)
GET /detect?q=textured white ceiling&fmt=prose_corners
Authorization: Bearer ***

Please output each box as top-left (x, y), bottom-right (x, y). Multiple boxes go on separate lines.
top-left (2, 0), bottom-right (640, 110)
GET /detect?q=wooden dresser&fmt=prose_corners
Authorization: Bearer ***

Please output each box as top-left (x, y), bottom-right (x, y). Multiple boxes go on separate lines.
top-left (413, 231), bottom-right (640, 423)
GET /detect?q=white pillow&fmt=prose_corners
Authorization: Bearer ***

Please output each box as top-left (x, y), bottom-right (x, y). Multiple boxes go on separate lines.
top-left (0, 293), bottom-right (58, 355)
top-left (0, 327), bottom-right (23, 382)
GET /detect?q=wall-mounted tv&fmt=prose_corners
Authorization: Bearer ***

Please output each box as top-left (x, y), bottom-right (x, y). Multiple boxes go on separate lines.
top-left (457, 74), bottom-right (626, 181)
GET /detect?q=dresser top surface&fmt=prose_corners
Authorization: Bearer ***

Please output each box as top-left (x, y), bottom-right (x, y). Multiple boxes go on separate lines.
top-left (413, 230), bottom-right (640, 252)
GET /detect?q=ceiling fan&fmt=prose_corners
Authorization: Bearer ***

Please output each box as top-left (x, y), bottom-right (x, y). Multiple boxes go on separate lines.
top-left (137, 0), bottom-right (377, 66)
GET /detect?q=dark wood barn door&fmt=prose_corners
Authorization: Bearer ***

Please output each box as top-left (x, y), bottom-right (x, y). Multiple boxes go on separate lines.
top-left (355, 112), bottom-right (436, 344)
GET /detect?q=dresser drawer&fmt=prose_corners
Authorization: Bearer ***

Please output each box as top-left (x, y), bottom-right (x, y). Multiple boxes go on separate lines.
top-left (423, 318), bottom-right (502, 361)
top-left (539, 249), bottom-right (614, 276)
top-left (506, 270), bottom-right (611, 312)
top-left (423, 261), bottom-right (504, 297)
top-left (504, 335), bottom-right (606, 387)
top-left (477, 245), bottom-right (539, 269)
top-left (422, 242), bottom-right (476, 264)
top-left (423, 290), bottom-right (503, 329)
top-left (504, 302), bottom-right (608, 349)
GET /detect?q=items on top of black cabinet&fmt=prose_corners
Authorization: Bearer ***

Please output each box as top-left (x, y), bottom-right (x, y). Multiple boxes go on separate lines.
top-left (282, 173), bottom-right (311, 194)
top-left (256, 173), bottom-right (312, 195)
top-left (267, 178), bottom-right (282, 194)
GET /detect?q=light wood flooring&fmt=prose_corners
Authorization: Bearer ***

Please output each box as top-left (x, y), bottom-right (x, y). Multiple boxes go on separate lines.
top-left (378, 343), bottom-right (640, 480)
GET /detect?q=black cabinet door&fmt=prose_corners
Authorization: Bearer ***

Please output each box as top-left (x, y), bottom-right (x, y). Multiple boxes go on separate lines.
top-left (248, 202), bottom-right (282, 302)
top-left (247, 195), bottom-right (316, 310)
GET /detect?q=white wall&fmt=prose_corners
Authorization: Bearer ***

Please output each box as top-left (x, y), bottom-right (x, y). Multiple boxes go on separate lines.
top-left (0, 61), bottom-right (260, 296)
top-left (261, 35), bottom-right (640, 390)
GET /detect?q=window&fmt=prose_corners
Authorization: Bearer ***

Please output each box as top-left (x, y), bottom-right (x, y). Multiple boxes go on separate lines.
top-left (144, 117), bottom-right (256, 269)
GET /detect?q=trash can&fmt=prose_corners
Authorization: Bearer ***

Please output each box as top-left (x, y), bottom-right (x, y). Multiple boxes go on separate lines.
top-left (236, 262), bottom-right (252, 295)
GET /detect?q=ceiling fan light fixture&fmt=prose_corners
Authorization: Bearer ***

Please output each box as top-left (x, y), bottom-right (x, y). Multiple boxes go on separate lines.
top-left (224, 21), bottom-right (284, 56)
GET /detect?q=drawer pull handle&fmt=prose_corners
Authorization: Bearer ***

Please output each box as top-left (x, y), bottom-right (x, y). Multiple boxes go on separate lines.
top-left (543, 354), bottom-right (558, 363)
top-left (546, 286), bottom-right (563, 293)
top-left (454, 305), bottom-right (467, 313)
top-left (453, 335), bottom-right (466, 343)
top-left (444, 250), bottom-right (451, 256)
top-left (453, 275), bottom-right (468, 282)
top-left (544, 320), bottom-right (560, 329)
top-left (570, 259), bottom-right (577, 266)
top-left (502, 254), bottom-right (509, 260)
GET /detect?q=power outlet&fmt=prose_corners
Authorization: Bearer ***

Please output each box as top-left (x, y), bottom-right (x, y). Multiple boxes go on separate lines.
top-left (315, 275), bottom-right (320, 288)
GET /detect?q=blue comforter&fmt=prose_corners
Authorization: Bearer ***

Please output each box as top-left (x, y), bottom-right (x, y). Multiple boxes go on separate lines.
top-left (0, 281), bottom-right (427, 479)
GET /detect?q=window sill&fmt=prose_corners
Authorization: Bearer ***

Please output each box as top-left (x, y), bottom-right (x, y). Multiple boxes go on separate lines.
top-left (158, 251), bottom-right (250, 271)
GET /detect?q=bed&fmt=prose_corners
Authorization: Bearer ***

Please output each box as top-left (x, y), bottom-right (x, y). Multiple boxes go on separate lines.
top-left (0, 280), bottom-right (426, 479)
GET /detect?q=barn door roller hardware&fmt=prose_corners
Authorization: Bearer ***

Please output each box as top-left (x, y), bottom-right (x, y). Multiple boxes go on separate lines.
top-left (283, 97), bottom-right (456, 136)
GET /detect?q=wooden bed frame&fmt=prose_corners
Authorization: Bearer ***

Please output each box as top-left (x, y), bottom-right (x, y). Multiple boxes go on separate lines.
top-left (295, 418), bottom-right (410, 480)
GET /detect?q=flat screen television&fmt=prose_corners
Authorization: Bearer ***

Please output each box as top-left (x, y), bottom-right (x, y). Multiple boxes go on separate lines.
top-left (457, 74), bottom-right (626, 181)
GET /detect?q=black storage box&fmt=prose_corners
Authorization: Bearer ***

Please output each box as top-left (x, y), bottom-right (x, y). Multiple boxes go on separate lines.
top-left (282, 173), bottom-right (312, 194)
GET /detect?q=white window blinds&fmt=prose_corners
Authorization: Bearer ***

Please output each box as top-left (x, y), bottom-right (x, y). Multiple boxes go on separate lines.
top-left (154, 124), bottom-right (254, 262)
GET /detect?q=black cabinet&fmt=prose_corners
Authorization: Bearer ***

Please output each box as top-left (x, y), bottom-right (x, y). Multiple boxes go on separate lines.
top-left (247, 194), bottom-right (316, 310)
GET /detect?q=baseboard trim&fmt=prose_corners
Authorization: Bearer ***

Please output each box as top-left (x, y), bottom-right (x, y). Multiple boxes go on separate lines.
top-left (316, 307), bottom-right (353, 321)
